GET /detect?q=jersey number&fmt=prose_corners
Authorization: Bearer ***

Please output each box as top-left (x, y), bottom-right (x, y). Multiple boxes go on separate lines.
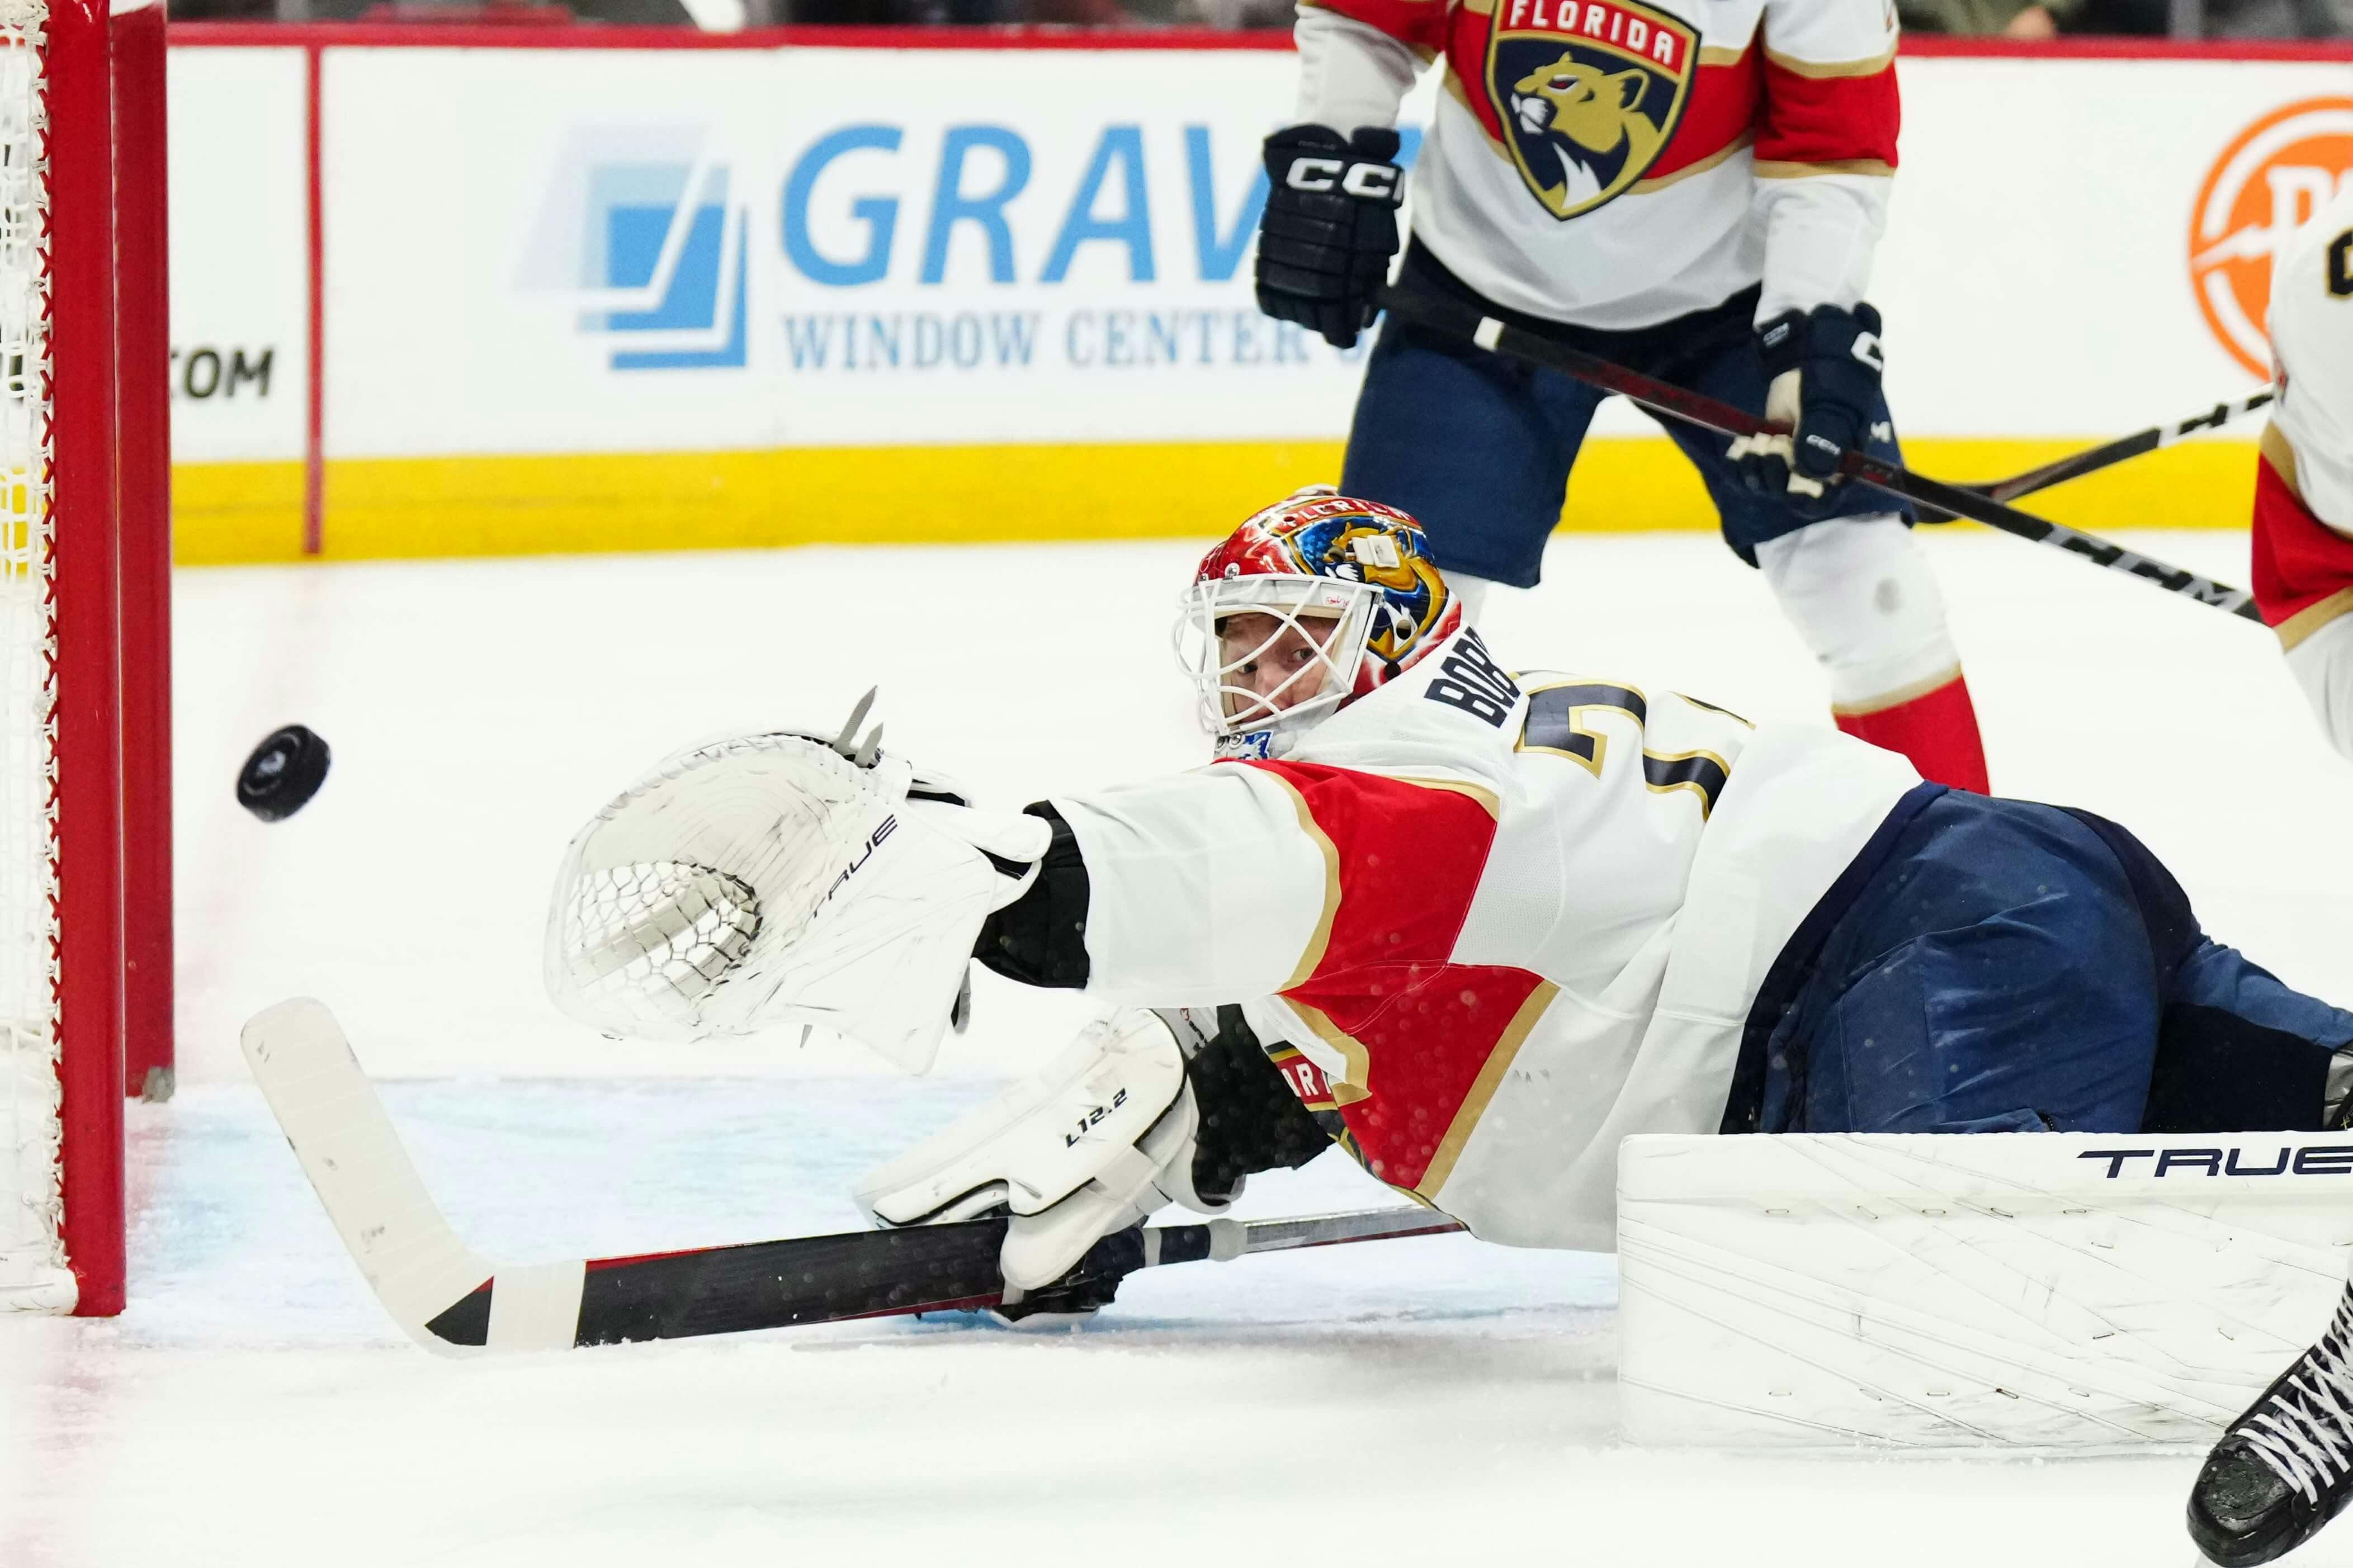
top-left (2331, 230), bottom-right (2353, 300)
top-left (1518, 683), bottom-right (1732, 818)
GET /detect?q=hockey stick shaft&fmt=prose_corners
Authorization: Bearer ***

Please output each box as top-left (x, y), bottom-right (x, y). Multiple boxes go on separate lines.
top-left (242, 998), bottom-right (1462, 1355)
top-left (1373, 285), bottom-right (2263, 623)
top-left (1968, 391), bottom-right (2273, 504)
top-left (485, 1205), bottom-right (1464, 1349)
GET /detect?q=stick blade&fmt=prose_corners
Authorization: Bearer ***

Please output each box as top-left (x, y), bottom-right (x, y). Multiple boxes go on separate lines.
top-left (240, 998), bottom-right (498, 1356)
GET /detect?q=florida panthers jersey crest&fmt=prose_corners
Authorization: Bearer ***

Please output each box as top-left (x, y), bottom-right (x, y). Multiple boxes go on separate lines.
top-left (1488, 0), bottom-right (1698, 220)
top-left (1294, 0), bottom-right (1901, 327)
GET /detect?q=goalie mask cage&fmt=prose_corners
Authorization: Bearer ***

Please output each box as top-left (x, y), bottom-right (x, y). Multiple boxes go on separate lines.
top-left (0, 0), bottom-right (174, 1320)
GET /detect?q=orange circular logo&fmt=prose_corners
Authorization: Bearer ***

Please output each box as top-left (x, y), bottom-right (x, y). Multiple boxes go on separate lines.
top-left (2190, 98), bottom-right (2353, 380)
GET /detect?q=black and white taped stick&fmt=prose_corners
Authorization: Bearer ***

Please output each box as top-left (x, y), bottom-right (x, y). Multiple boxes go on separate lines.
top-left (1962, 390), bottom-right (2274, 504)
top-left (240, 998), bottom-right (1464, 1356)
top-left (1373, 285), bottom-right (2264, 624)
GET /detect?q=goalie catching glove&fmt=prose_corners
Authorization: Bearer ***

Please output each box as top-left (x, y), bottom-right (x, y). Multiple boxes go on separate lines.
top-left (853, 1005), bottom-right (1330, 1324)
top-left (542, 690), bottom-right (1046, 1072)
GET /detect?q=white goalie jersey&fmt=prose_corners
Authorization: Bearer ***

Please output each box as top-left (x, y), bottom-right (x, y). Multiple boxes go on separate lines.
top-left (1041, 628), bottom-right (1921, 1251)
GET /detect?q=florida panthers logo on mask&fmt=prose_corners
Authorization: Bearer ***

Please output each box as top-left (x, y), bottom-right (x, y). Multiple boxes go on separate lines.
top-left (1486, 0), bottom-right (1698, 221)
top-left (1269, 508), bottom-right (1452, 670)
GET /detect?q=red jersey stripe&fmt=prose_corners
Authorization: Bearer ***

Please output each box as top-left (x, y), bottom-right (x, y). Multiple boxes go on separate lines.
top-left (1755, 57), bottom-right (1899, 168)
top-left (1643, 47), bottom-right (1762, 181)
top-left (1246, 761), bottom-right (1555, 1192)
top-left (2252, 432), bottom-right (2353, 647)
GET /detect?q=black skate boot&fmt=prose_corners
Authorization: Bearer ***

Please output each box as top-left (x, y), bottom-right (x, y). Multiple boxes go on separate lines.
top-left (2190, 1285), bottom-right (2353, 1565)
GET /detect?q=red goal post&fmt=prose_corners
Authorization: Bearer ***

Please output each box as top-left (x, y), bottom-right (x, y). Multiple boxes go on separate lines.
top-left (0, 0), bottom-right (173, 1320)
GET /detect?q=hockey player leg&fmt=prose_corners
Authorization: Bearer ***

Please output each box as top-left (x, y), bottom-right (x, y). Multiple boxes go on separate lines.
top-left (1761, 794), bottom-right (2165, 1134)
top-left (2148, 939), bottom-right (2353, 1133)
top-left (2055, 805), bottom-right (2353, 1133)
top-left (1755, 514), bottom-right (1991, 793)
top-left (1338, 251), bottom-right (1599, 596)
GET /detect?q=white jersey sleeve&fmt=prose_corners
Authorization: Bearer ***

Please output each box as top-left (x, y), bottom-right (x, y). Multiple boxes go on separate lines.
top-left (1293, 4), bottom-right (1421, 135)
top-left (2271, 181), bottom-right (2353, 538)
top-left (1044, 766), bottom-right (1333, 1007)
top-left (1748, 0), bottom-right (1898, 321)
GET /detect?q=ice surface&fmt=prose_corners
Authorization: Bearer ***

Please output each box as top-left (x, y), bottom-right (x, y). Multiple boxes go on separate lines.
top-left (9, 527), bottom-right (2352, 1565)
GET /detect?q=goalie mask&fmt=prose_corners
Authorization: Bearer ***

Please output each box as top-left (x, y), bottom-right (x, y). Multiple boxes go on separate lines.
top-left (1176, 492), bottom-right (1462, 759)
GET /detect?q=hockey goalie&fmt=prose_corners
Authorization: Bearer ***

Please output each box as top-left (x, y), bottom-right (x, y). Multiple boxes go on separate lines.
top-left (546, 491), bottom-right (2353, 1326)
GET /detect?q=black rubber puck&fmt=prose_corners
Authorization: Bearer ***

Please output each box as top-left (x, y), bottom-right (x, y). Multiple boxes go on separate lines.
top-left (238, 724), bottom-right (330, 822)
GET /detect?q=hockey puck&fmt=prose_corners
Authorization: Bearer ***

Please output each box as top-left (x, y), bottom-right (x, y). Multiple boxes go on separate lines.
top-left (238, 724), bottom-right (330, 822)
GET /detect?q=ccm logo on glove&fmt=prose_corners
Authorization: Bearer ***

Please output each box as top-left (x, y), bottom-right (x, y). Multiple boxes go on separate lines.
top-left (1284, 157), bottom-right (1401, 202)
top-left (1254, 124), bottom-right (1406, 350)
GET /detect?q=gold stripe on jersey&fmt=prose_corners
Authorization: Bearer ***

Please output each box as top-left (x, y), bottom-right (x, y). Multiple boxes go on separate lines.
top-left (1382, 772), bottom-right (1503, 819)
top-left (1415, 980), bottom-right (1561, 1200)
top-left (1754, 157), bottom-right (1895, 179)
top-left (1761, 41), bottom-right (1897, 78)
top-left (1286, 997), bottom-right (1375, 1106)
top-left (1263, 771), bottom-right (1344, 992)
top-left (1629, 134), bottom-right (1752, 194)
top-left (1696, 41), bottom-right (1751, 65)
top-left (1829, 663), bottom-right (1965, 719)
top-left (1672, 691), bottom-right (1755, 727)
top-left (2278, 588), bottom-right (2353, 652)
top-left (2264, 420), bottom-right (2305, 501)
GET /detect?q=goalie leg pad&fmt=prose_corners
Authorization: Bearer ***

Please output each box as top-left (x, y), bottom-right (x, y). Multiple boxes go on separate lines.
top-left (1618, 1130), bottom-right (2353, 1449)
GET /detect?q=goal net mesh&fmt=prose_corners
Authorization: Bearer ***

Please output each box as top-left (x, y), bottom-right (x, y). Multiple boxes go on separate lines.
top-left (0, 0), bottom-right (67, 1311)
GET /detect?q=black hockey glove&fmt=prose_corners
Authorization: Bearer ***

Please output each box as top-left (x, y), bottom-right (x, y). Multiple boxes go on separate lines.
top-left (1733, 302), bottom-right (1887, 504)
top-left (1254, 124), bottom-right (1406, 350)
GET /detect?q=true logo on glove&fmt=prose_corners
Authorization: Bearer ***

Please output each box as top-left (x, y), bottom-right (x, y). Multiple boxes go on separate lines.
top-left (1485, 0), bottom-right (1697, 222)
top-left (819, 813), bottom-right (899, 911)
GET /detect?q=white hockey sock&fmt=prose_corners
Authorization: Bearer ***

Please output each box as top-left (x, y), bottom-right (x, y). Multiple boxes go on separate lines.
top-left (1755, 515), bottom-right (1963, 712)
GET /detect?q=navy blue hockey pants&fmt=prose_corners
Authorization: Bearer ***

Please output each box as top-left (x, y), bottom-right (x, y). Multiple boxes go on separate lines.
top-left (1725, 787), bottom-right (2353, 1137)
top-left (1341, 243), bottom-right (1912, 588)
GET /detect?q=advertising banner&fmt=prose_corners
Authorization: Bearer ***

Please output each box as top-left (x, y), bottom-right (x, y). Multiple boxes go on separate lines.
top-left (164, 34), bottom-right (2352, 562)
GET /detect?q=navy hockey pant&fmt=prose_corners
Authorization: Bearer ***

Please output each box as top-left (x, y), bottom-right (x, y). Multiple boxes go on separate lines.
top-left (1725, 786), bottom-right (2353, 1137)
top-left (1341, 243), bottom-right (1912, 588)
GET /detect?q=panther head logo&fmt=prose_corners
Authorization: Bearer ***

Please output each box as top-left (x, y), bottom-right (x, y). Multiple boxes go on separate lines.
top-left (1485, 1), bottom-right (1696, 221)
top-left (1289, 518), bottom-right (1451, 665)
top-left (1510, 55), bottom-right (1667, 212)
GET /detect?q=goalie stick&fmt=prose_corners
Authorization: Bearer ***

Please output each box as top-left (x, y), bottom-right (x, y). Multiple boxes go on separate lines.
top-left (242, 998), bottom-right (1464, 1355)
top-left (1373, 285), bottom-right (2262, 624)
top-left (1962, 390), bottom-right (2274, 505)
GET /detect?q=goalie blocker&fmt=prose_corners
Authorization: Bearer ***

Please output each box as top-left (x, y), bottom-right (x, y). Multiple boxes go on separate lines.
top-left (855, 1005), bottom-right (1331, 1323)
top-left (1616, 1130), bottom-right (2353, 1449)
